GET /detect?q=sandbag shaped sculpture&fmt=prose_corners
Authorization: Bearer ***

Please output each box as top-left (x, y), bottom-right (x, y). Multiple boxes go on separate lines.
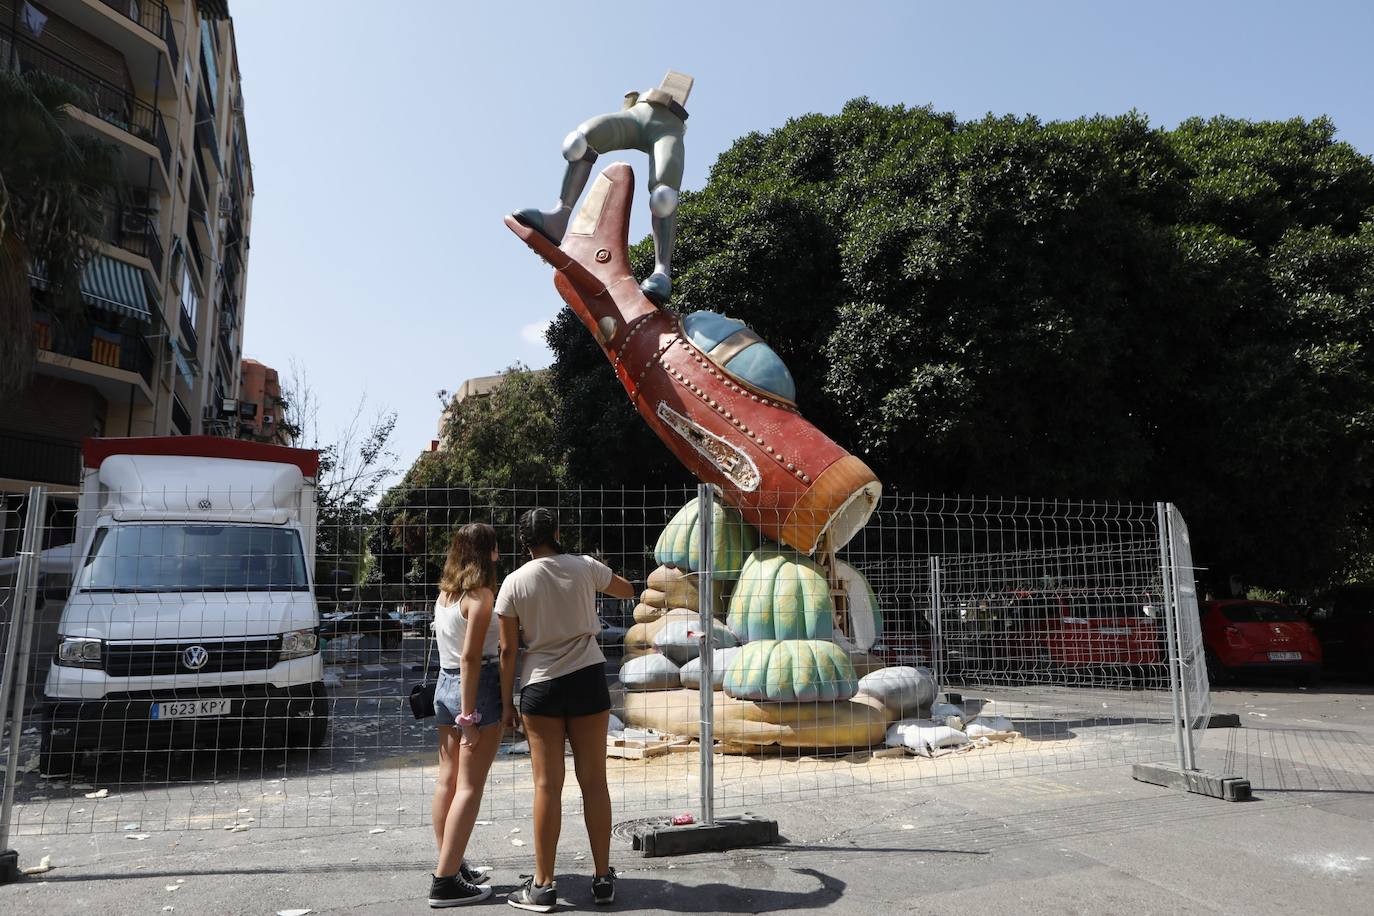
top-left (615, 500), bottom-right (936, 748)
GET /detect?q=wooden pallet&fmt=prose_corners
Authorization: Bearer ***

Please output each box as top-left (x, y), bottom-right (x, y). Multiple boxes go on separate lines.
top-left (606, 735), bottom-right (692, 760)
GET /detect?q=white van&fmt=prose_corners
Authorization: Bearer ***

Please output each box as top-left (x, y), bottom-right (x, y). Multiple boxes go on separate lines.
top-left (40, 437), bottom-right (328, 774)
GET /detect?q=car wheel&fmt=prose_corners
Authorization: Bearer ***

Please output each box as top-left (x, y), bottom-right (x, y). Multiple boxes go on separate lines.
top-left (1204, 649), bottom-right (1228, 685)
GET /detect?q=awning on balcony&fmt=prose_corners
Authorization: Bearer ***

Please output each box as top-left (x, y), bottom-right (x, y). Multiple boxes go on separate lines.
top-left (28, 253), bottom-right (153, 324)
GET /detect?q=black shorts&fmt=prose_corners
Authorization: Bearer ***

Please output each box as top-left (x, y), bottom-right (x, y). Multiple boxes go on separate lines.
top-left (520, 662), bottom-right (611, 718)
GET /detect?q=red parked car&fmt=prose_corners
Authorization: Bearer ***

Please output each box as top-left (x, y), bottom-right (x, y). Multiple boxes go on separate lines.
top-left (1200, 600), bottom-right (1322, 685)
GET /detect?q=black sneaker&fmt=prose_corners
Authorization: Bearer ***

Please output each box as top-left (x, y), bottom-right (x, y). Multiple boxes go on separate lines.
top-left (506, 874), bottom-right (557, 912)
top-left (429, 874), bottom-right (492, 908)
top-left (592, 867), bottom-right (616, 905)
top-left (459, 861), bottom-right (490, 885)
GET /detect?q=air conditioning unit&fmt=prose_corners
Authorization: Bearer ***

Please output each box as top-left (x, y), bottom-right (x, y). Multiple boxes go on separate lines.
top-left (121, 211), bottom-right (151, 235)
top-left (218, 311), bottom-right (235, 333)
top-left (218, 193), bottom-right (233, 216)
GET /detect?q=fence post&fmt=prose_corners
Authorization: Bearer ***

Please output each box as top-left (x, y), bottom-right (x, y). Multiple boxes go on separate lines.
top-left (1164, 504), bottom-right (1197, 771)
top-left (928, 557), bottom-right (943, 689)
top-left (1, 486), bottom-right (48, 881)
top-left (1155, 501), bottom-right (1188, 774)
top-left (694, 483), bottom-right (715, 827)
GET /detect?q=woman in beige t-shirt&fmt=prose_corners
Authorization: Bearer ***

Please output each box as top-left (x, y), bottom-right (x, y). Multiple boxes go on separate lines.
top-left (497, 509), bottom-right (634, 911)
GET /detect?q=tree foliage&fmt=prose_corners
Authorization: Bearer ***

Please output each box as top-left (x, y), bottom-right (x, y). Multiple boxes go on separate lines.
top-left (373, 365), bottom-right (568, 589)
top-left (549, 101), bottom-right (1374, 589)
top-left (0, 71), bottom-right (123, 398)
top-left (283, 361), bottom-right (399, 586)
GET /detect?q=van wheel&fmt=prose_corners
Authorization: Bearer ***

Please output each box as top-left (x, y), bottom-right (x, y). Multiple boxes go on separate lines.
top-left (289, 715), bottom-right (329, 750)
top-left (39, 729), bottom-right (78, 779)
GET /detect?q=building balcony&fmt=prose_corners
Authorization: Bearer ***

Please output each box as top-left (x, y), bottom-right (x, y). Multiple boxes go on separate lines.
top-left (33, 315), bottom-right (156, 387)
top-left (41, 0), bottom-right (178, 95)
top-left (101, 205), bottom-right (164, 279)
top-left (1, 24), bottom-right (172, 182)
top-left (0, 430), bottom-right (83, 488)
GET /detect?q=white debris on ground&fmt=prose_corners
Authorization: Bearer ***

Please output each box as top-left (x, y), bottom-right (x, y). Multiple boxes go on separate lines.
top-left (84, 788), bottom-right (109, 799)
top-left (883, 700), bottom-right (1020, 757)
top-left (21, 855), bottom-right (53, 875)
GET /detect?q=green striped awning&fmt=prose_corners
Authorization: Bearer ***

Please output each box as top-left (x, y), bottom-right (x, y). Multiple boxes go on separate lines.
top-left (28, 254), bottom-right (153, 323)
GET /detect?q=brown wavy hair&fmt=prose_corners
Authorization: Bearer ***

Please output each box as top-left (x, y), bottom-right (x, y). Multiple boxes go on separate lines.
top-left (438, 522), bottom-right (498, 595)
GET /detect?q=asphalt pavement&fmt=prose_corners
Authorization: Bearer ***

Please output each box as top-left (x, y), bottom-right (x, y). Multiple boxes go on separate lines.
top-left (3, 681), bottom-right (1371, 915)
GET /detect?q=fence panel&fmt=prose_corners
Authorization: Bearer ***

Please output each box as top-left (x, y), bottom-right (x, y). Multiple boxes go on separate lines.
top-left (708, 494), bottom-right (1183, 812)
top-left (2, 484), bottom-right (1207, 842)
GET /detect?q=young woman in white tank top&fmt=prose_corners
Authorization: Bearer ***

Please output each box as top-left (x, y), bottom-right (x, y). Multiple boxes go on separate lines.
top-left (426, 522), bottom-right (511, 907)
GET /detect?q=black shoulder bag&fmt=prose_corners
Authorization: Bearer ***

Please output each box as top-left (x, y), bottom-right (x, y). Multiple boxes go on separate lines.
top-left (409, 626), bottom-right (436, 720)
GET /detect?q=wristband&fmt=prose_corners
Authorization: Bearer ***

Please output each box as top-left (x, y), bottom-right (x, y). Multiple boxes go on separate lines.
top-left (457, 711), bottom-right (482, 727)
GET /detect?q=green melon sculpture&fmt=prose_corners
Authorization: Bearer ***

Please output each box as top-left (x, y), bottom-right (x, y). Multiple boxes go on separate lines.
top-left (727, 546), bottom-right (834, 642)
top-left (654, 496), bottom-right (758, 580)
top-left (723, 639), bottom-right (859, 703)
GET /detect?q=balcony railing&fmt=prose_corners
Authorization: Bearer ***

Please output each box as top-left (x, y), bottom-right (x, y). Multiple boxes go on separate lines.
top-left (32, 317), bottom-right (156, 388)
top-left (1, 26), bottom-right (171, 173)
top-left (179, 306), bottom-right (198, 354)
top-left (0, 430), bottom-right (82, 487)
top-left (102, 205), bottom-right (164, 278)
top-left (171, 396), bottom-right (191, 435)
top-left (99, 0), bottom-right (171, 39)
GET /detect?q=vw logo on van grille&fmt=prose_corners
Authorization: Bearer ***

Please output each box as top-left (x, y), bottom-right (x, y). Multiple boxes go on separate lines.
top-left (182, 645), bottom-right (210, 670)
top-left (197, 498), bottom-right (213, 510)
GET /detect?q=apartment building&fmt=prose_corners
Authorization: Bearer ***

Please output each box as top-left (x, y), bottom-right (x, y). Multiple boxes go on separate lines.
top-left (0, 0), bottom-right (253, 540)
top-left (237, 356), bottom-right (285, 444)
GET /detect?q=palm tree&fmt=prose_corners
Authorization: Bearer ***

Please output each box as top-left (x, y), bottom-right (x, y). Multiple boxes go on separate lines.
top-left (0, 69), bottom-right (123, 398)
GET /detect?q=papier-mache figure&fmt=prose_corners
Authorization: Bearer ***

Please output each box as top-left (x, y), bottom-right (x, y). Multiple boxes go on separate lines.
top-left (512, 71), bottom-right (693, 304)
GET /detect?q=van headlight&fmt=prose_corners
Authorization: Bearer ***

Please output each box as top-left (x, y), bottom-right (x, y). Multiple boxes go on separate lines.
top-left (280, 629), bottom-right (318, 660)
top-left (57, 637), bottom-right (103, 669)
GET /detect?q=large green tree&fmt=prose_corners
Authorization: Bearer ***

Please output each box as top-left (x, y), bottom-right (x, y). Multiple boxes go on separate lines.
top-left (0, 71), bottom-right (122, 397)
top-left (547, 101), bottom-right (1374, 590)
top-left (373, 366), bottom-right (567, 589)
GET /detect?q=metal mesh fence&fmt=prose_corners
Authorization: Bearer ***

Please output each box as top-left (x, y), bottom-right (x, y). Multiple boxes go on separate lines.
top-left (1, 482), bottom-right (1208, 841)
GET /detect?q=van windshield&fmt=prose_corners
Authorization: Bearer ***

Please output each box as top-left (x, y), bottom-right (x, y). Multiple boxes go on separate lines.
top-left (77, 525), bottom-right (309, 593)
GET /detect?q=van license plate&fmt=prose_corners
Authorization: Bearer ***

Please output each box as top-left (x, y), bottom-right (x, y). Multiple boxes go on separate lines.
top-left (151, 700), bottom-right (232, 720)
top-left (1268, 651), bottom-right (1301, 662)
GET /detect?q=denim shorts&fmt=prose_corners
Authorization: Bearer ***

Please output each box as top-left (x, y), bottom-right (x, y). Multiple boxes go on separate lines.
top-left (434, 660), bottom-right (502, 729)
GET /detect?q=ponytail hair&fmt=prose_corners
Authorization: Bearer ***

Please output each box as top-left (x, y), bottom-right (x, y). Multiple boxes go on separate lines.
top-left (517, 508), bottom-right (562, 554)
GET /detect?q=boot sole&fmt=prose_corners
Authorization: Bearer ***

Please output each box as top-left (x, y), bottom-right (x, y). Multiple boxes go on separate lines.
top-left (506, 898), bottom-right (557, 913)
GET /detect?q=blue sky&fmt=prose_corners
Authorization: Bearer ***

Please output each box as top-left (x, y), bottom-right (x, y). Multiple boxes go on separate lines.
top-left (232, 0), bottom-right (1374, 476)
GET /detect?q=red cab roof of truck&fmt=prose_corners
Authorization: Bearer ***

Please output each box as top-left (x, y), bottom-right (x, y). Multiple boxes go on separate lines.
top-left (83, 436), bottom-right (320, 479)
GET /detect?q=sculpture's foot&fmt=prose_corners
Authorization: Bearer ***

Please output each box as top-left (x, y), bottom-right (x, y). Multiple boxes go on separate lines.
top-left (511, 207), bottom-right (570, 246)
top-left (641, 271), bottom-right (672, 305)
